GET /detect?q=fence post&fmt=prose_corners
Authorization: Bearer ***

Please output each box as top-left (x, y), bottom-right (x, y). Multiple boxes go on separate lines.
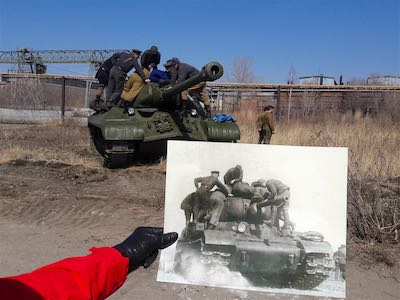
top-left (276, 86), bottom-right (281, 121)
top-left (288, 87), bottom-right (292, 122)
top-left (61, 76), bottom-right (66, 120)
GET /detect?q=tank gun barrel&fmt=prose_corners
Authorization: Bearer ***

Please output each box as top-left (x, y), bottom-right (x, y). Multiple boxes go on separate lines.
top-left (162, 61), bottom-right (223, 97)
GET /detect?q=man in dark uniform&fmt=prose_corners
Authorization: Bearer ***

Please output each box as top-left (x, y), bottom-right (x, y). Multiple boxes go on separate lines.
top-left (223, 165), bottom-right (254, 198)
top-left (89, 52), bottom-right (121, 110)
top-left (223, 165), bottom-right (243, 186)
top-left (193, 171), bottom-right (229, 228)
top-left (107, 49), bottom-right (149, 106)
top-left (166, 58), bottom-right (211, 115)
top-left (257, 105), bottom-right (275, 144)
top-left (140, 45), bottom-right (161, 70)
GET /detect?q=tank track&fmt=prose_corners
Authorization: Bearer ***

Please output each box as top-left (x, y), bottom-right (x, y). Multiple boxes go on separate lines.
top-left (291, 272), bottom-right (329, 290)
top-left (290, 252), bottom-right (333, 290)
top-left (89, 127), bottom-right (136, 169)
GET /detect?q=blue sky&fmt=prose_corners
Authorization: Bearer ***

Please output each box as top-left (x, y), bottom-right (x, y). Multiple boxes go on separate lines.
top-left (0, 0), bottom-right (399, 83)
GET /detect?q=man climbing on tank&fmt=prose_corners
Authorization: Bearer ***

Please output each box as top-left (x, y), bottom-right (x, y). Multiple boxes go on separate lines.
top-left (248, 179), bottom-right (294, 236)
top-left (118, 63), bottom-right (151, 108)
top-left (223, 164), bottom-right (243, 193)
top-left (165, 57), bottom-right (212, 116)
top-left (107, 49), bottom-right (150, 107)
top-left (141, 45), bottom-right (161, 70)
top-left (180, 192), bottom-right (197, 226)
top-left (223, 165), bottom-right (254, 198)
top-left (193, 171), bottom-right (229, 229)
top-left (141, 46), bottom-right (169, 85)
top-left (89, 52), bottom-right (122, 111)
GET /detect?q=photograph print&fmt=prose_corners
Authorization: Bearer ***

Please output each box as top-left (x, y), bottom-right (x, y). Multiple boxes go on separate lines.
top-left (158, 141), bottom-right (347, 298)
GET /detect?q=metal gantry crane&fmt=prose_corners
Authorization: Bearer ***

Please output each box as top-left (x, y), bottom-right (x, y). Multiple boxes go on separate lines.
top-left (0, 48), bottom-right (128, 74)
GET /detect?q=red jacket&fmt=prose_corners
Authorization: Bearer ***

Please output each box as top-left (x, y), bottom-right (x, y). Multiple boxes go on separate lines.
top-left (0, 247), bottom-right (129, 300)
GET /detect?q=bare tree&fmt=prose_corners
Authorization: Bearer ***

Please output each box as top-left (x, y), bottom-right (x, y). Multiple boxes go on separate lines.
top-left (287, 64), bottom-right (297, 84)
top-left (227, 57), bottom-right (261, 83)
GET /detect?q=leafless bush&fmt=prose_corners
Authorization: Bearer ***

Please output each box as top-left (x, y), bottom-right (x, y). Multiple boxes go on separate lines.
top-left (381, 92), bottom-right (400, 121)
top-left (347, 151), bottom-right (399, 245)
top-left (300, 91), bottom-right (321, 117)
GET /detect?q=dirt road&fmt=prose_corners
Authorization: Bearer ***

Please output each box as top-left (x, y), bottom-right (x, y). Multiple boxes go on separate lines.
top-left (0, 160), bottom-right (399, 299)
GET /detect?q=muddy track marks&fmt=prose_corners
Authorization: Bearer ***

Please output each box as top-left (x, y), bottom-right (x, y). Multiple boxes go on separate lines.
top-left (0, 159), bottom-right (165, 228)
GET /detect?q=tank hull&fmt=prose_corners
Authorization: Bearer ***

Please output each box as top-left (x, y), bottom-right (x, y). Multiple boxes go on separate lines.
top-left (88, 107), bottom-right (240, 168)
top-left (174, 220), bottom-right (334, 290)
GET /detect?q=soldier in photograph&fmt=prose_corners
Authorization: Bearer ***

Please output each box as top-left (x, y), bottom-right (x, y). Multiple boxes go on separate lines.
top-left (223, 165), bottom-right (254, 198)
top-left (180, 192), bottom-right (197, 226)
top-left (193, 171), bottom-right (229, 227)
top-left (251, 179), bottom-right (268, 201)
top-left (257, 105), bottom-right (275, 144)
top-left (248, 179), bottom-right (293, 236)
top-left (223, 165), bottom-right (243, 193)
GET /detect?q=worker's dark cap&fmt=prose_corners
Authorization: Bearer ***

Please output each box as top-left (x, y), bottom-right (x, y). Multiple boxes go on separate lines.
top-left (170, 57), bottom-right (180, 64)
top-left (163, 60), bottom-right (173, 68)
top-left (211, 170), bottom-right (220, 175)
top-left (150, 45), bottom-right (158, 51)
top-left (131, 49), bottom-right (142, 54)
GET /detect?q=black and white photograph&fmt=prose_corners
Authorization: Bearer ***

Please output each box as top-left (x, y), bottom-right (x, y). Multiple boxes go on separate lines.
top-left (158, 141), bottom-right (348, 298)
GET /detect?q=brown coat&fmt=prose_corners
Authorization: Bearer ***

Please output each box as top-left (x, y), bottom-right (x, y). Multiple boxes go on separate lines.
top-left (121, 68), bottom-right (150, 102)
top-left (257, 111), bottom-right (275, 132)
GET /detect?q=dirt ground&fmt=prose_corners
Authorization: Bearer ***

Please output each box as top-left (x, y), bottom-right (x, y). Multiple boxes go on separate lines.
top-left (0, 159), bottom-right (399, 299)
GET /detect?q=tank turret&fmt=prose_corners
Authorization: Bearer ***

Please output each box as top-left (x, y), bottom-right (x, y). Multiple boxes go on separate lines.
top-left (162, 61), bottom-right (223, 97)
top-left (133, 61), bottom-right (223, 108)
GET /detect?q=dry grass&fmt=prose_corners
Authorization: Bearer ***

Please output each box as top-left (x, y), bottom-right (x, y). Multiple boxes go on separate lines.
top-left (235, 110), bottom-right (400, 244)
top-left (0, 120), bottom-right (98, 167)
top-left (235, 110), bottom-right (400, 180)
top-left (1, 111), bottom-right (398, 244)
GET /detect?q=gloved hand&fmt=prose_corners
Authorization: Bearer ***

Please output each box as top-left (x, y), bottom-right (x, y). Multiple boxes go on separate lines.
top-left (114, 227), bottom-right (178, 273)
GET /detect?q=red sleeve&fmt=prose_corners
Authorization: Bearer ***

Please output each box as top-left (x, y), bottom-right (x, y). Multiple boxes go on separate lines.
top-left (0, 247), bottom-right (129, 300)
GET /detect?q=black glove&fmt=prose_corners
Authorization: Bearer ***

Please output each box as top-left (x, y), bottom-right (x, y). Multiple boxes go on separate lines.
top-left (114, 227), bottom-right (178, 273)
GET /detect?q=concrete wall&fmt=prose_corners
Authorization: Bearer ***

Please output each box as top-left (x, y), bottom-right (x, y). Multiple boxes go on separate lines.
top-left (0, 108), bottom-right (89, 125)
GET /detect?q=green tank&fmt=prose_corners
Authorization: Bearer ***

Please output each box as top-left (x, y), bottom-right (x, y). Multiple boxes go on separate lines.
top-left (174, 196), bottom-right (335, 290)
top-left (88, 62), bottom-right (240, 168)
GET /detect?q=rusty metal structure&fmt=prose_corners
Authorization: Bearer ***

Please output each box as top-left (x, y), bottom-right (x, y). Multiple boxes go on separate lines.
top-left (0, 48), bottom-right (128, 74)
